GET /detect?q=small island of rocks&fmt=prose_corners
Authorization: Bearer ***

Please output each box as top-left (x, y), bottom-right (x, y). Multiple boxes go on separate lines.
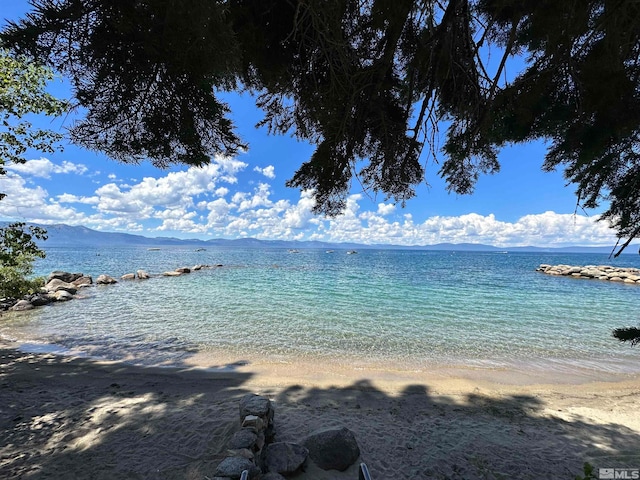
top-left (536, 264), bottom-right (640, 284)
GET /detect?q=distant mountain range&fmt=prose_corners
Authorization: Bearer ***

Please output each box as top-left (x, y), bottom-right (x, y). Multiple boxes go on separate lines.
top-left (2, 222), bottom-right (635, 254)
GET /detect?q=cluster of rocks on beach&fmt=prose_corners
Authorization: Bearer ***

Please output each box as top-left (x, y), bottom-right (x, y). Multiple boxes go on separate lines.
top-left (215, 393), bottom-right (361, 479)
top-left (1, 264), bottom-right (222, 312)
top-left (536, 264), bottom-right (640, 284)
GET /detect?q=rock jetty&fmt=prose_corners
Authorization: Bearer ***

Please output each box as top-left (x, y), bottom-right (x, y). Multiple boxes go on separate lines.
top-left (536, 264), bottom-right (640, 284)
top-left (1, 264), bottom-right (223, 313)
top-left (213, 393), bottom-right (361, 479)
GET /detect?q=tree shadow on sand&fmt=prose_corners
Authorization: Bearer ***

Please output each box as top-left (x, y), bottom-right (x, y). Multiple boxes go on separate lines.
top-left (1, 348), bottom-right (639, 480)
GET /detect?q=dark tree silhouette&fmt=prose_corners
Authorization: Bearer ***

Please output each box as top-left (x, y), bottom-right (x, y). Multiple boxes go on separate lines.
top-left (3, 0), bottom-right (640, 256)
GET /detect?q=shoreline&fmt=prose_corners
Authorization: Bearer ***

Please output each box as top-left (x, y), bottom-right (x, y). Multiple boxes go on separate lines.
top-left (5, 333), bottom-right (640, 389)
top-left (2, 338), bottom-right (640, 479)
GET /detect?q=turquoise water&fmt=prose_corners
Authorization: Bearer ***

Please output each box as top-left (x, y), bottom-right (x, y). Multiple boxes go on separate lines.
top-left (2, 246), bottom-right (640, 375)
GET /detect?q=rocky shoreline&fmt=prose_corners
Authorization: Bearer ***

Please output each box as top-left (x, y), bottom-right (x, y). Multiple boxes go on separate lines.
top-left (1, 264), bottom-right (222, 313)
top-left (536, 264), bottom-right (640, 284)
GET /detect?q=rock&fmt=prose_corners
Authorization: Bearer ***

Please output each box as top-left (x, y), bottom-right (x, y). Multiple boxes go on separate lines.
top-left (53, 290), bottom-right (74, 301)
top-left (242, 415), bottom-right (265, 432)
top-left (121, 273), bottom-right (136, 280)
top-left (193, 264), bottom-right (203, 271)
top-left (175, 267), bottom-right (191, 274)
top-left (10, 299), bottom-right (34, 311)
top-left (239, 394), bottom-right (274, 424)
top-left (264, 442), bottom-right (309, 475)
top-left (163, 271), bottom-right (182, 276)
top-left (226, 448), bottom-right (254, 461)
top-left (29, 293), bottom-right (54, 306)
top-left (137, 270), bottom-right (150, 279)
top-left (261, 473), bottom-right (287, 480)
top-left (48, 271), bottom-right (83, 283)
top-left (228, 429), bottom-right (258, 451)
top-left (214, 456), bottom-right (260, 479)
top-left (303, 427), bottom-right (360, 472)
top-left (45, 279), bottom-right (78, 294)
top-left (72, 276), bottom-right (93, 287)
top-left (96, 274), bottom-right (118, 285)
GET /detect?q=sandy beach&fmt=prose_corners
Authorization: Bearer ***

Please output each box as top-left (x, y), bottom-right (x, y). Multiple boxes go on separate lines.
top-left (1, 339), bottom-right (639, 480)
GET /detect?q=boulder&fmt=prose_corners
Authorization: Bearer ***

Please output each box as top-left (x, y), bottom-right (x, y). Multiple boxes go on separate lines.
top-left (228, 428), bottom-right (258, 451)
top-left (48, 271), bottom-right (83, 283)
top-left (239, 394), bottom-right (274, 425)
top-left (53, 290), bottom-right (74, 302)
top-left (10, 299), bottom-right (34, 311)
top-left (45, 279), bottom-right (78, 294)
top-left (96, 274), bottom-right (118, 285)
top-left (137, 270), bottom-right (150, 279)
top-left (264, 442), bottom-right (309, 475)
top-left (175, 267), bottom-right (191, 274)
top-left (193, 264), bottom-right (203, 271)
top-left (261, 473), bottom-right (287, 480)
top-left (163, 271), bottom-right (182, 276)
top-left (29, 293), bottom-right (54, 306)
top-left (121, 273), bottom-right (136, 280)
top-left (214, 456), bottom-right (260, 479)
top-left (302, 427), bottom-right (360, 471)
top-left (72, 276), bottom-right (93, 287)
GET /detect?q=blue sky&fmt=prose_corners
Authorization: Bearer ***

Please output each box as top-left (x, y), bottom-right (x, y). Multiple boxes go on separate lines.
top-left (0, 2), bottom-right (626, 247)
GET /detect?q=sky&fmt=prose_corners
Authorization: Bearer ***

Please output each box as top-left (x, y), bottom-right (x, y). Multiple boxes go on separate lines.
top-left (0, 2), bottom-right (629, 248)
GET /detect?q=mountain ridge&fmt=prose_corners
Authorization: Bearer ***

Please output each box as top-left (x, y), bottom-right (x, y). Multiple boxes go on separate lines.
top-left (1, 222), bottom-right (634, 254)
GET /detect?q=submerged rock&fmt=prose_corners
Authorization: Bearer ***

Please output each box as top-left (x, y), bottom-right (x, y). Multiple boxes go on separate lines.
top-left (10, 299), bottom-right (34, 311)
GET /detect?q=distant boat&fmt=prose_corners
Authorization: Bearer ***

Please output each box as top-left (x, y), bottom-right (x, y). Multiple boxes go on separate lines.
top-left (288, 249), bottom-right (300, 253)
top-left (147, 247), bottom-right (161, 251)
top-left (326, 250), bottom-right (334, 253)
top-left (195, 248), bottom-right (206, 252)
top-left (346, 250), bottom-right (358, 255)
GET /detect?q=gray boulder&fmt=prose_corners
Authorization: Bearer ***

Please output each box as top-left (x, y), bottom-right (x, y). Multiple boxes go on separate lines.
top-left (303, 427), bottom-right (360, 471)
top-left (261, 473), bottom-right (287, 480)
top-left (45, 279), bottom-right (78, 294)
top-left (96, 274), bottom-right (118, 285)
top-left (264, 442), bottom-right (308, 475)
top-left (239, 394), bottom-right (274, 424)
top-left (163, 271), bottom-right (182, 276)
top-left (228, 428), bottom-right (258, 451)
top-left (121, 273), bottom-right (135, 280)
top-left (53, 290), bottom-right (74, 302)
top-left (10, 299), bottom-right (34, 311)
top-left (137, 270), bottom-right (150, 279)
top-left (72, 276), bottom-right (93, 287)
top-left (214, 456), bottom-right (260, 479)
top-left (175, 267), bottom-right (191, 274)
top-left (29, 293), bottom-right (54, 306)
top-left (48, 271), bottom-right (83, 283)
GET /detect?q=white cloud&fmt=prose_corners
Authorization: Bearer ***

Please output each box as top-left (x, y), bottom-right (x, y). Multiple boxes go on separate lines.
top-left (254, 165), bottom-right (276, 179)
top-left (57, 193), bottom-right (99, 204)
top-left (0, 154), bottom-right (626, 248)
top-left (376, 203), bottom-right (396, 216)
top-left (6, 158), bottom-right (88, 178)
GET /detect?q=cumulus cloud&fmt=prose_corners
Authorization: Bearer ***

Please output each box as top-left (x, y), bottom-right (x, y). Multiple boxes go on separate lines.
top-left (0, 153), bottom-right (625, 247)
top-left (6, 158), bottom-right (88, 178)
top-left (254, 165), bottom-right (276, 179)
top-left (377, 203), bottom-right (396, 216)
